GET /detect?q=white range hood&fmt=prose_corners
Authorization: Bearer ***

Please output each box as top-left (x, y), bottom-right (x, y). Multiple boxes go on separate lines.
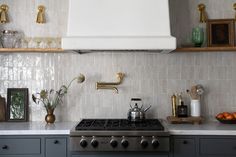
top-left (62, 0), bottom-right (176, 53)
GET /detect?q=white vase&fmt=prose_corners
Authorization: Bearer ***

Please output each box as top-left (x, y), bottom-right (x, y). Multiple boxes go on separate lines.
top-left (190, 99), bottom-right (201, 117)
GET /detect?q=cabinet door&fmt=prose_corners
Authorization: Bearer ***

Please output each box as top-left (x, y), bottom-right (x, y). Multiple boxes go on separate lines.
top-left (46, 138), bottom-right (67, 157)
top-left (200, 138), bottom-right (236, 156)
top-left (173, 138), bottom-right (195, 157)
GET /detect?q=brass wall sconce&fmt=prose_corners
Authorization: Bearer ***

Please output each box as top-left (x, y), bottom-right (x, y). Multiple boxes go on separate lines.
top-left (0, 4), bottom-right (9, 24)
top-left (36, 5), bottom-right (46, 24)
top-left (234, 3), bottom-right (236, 20)
top-left (96, 72), bottom-right (125, 93)
top-left (198, 4), bottom-right (207, 23)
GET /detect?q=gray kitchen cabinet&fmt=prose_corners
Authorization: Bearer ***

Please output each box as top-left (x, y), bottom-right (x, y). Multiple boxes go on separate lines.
top-left (0, 137), bottom-right (41, 156)
top-left (0, 135), bottom-right (69, 157)
top-left (199, 136), bottom-right (236, 157)
top-left (45, 137), bottom-right (67, 157)
top-left (172, 136), bottom-right (196, 157)
top-left (171, 135), bottom-right (236, 157)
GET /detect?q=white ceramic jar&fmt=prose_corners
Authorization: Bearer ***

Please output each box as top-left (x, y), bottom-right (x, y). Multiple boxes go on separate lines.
top-left (190, 99), bottom-right (201, 117)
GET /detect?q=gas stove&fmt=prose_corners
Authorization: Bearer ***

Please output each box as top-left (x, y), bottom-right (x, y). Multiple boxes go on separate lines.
top-left (70, 119), bottom-right (169, 152)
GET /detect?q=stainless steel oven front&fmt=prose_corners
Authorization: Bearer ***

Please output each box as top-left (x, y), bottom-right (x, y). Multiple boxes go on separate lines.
top-left (70, 119), bottom-right (170, 156)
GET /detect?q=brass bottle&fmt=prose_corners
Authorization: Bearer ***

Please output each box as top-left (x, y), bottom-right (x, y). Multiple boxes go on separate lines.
top-left (171, 94), bottom-right (177, 117)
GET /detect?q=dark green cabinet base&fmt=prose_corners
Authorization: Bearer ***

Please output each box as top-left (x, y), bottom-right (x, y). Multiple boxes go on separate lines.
top-left (0, 135), bottom-right (68, 157)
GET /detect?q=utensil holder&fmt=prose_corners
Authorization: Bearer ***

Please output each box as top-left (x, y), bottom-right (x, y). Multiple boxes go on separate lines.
top-left (190, 99), bottom-right (201, 117)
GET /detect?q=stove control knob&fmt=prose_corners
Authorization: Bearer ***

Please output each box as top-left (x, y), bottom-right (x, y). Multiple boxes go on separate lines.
top-left (140, 137), bottom-right (148, 148)
top-left (152, 138), bottom-right (160, 148)
top-left (110, 139), bottom-right (118, 148)
top-left (91, 138), bottom-right (99, 148)
top-left (80, 139), bottom-right (87, 148)
top-left (121, 139), bottom-right (129, 148)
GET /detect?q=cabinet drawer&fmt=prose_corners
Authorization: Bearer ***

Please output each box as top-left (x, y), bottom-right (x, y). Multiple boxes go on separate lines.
top-left (0, 138), bottom-right (41, 155)
top-left (200, 138), bottom-right (236, 155)
top-left (173, 138), bottom-right (196, 157)
top-left (46, 138), bottom-right (67, 157)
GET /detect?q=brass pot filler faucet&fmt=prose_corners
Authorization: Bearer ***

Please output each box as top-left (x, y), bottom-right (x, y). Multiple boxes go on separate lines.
top-left (96, 72), bottom-right (125, 94)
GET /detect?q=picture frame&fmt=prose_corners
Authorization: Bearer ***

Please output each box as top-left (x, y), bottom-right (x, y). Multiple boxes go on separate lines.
top-left (207, 19), bottom-right (235, 47)
top-left (0, 95), bottom-right (6, 122)
top-left (7, 88), bottom-right (29, 122)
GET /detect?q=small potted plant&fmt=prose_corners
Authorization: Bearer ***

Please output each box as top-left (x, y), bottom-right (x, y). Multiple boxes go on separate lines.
top-left (32, 74), bottom-right (85, 123)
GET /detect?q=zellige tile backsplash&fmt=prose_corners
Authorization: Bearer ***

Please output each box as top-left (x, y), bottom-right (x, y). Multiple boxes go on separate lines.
top-left (0, 52), bottom-right (236, 121)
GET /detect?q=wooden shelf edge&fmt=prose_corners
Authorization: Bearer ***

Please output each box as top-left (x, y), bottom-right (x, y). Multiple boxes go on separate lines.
top-left (3, 47), bottom-right (236, 53)
top-left (175, 47), bottom-right (236, 52)
top-left (0, 48), bottom-right (64, 53)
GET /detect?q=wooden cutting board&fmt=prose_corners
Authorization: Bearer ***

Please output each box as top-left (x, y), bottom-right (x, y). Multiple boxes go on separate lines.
top-left (167, 116), bottom-right (203, 124)
top-left (0, 95), bottom-right (6, 122)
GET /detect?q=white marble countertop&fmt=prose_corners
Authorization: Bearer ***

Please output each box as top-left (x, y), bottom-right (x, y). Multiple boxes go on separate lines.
top-left (0, 121), bottom-right (236, 136)
top-left (0, 122), bottom-right (77, 135)
top-left (164, 120), bottom-right (236, 135)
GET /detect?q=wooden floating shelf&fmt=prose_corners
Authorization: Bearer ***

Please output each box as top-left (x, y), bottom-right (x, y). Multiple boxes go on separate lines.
top-left (175, 47), bottom-right (236, 52)
top-left (0, 48), bottom-right (64, 53)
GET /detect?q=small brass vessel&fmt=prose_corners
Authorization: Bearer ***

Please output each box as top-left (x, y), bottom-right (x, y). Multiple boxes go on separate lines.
top-left (45, 108), bottom-right (55, 124)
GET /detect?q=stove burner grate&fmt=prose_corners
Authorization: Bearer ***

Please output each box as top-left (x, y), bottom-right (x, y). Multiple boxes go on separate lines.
top-left (75, 119), bottom-right (164, 131)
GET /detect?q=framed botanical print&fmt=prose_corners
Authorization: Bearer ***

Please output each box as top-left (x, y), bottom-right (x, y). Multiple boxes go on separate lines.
top-left (7, 88), bottom-right (29, 122)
